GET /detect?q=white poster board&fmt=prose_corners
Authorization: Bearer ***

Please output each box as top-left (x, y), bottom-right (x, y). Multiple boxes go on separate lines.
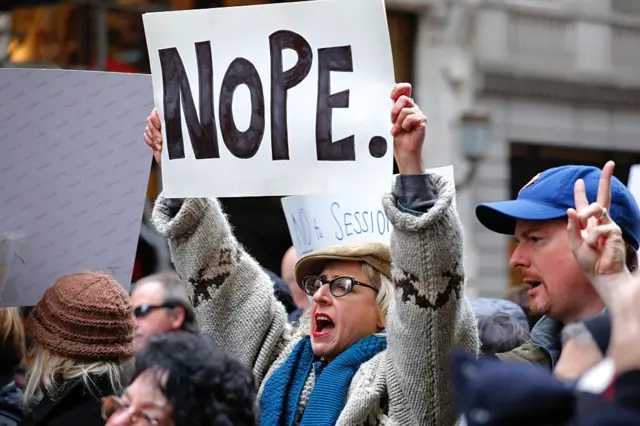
top-left (282, 166), bottom-right (455, 257)
top-left (628, 164), bottom-right (640, 208)
top-left (0, 69), bottom-right (153, 307)
top-left (143, 0), bottom-right (395, 198)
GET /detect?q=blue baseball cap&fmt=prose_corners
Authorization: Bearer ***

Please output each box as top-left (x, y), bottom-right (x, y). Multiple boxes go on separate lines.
top-left (476, 165), bottom-right (640, 249)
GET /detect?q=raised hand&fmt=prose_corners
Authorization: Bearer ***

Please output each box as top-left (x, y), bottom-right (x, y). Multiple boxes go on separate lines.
top-left (144, 109), bottom-right (163, 166)
top-left (390, 83), bottom-right (426, 175)
top-left (567, 161), bottom-right (628, 278)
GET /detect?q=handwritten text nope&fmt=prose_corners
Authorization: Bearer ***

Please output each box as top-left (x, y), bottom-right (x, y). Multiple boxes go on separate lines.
top-left (143, 0), bottom-right (395, 198)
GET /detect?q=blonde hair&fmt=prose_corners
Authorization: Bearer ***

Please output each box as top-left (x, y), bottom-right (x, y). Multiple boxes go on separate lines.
top-left (0, 307), bottom-right (25, 374)
top-left (295, 262), bottom-right (394, 338)
top-left (24, 346), bottom-right (129, 407)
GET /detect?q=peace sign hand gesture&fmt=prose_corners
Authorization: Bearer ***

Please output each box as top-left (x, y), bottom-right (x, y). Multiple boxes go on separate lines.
top-left (567, 161), bottom-right (628, 280)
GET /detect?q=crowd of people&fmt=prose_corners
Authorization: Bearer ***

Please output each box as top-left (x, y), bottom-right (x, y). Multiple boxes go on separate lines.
top-left (0, 82), bottom-right (639, 425)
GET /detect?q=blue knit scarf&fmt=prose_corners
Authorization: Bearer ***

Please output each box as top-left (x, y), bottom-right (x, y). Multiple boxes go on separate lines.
top-left (260, 334), bottom-right (387, 426)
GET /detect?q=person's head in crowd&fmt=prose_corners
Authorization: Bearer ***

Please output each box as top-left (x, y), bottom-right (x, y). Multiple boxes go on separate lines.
top-left (131, 271), bottom-right (199, 350)
top-left (294, 243), bottom-right (393, 360)
top-left (478, 313), bottom-right (530, 355)
top-left (24, 272), bottom-right (135, 410)
top-left (281, 246), bottom-right (309, 310)
top-left (476, 164), bottom-right (640, 324)
top-left (471, 298), bottom-right (530, 354)
top-left (506, 284), bottom-right (542, 330)
top-left (0, 307), bottom-right (26, 423)
top-left (104, 332), bottom-right (256, 426)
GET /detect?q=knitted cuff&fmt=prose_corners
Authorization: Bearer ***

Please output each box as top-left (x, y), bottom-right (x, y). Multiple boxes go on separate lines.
top-left (383, 173), bottom-right (456, 234)
top-left (152, 194), bottom-right (211, 240)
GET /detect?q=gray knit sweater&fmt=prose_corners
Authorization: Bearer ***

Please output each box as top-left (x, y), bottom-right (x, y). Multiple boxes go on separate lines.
top-left (151, 173), bottom-right (479, 426)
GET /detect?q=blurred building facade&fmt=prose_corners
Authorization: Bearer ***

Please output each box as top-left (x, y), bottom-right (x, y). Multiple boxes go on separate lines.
top-left (406, 0), bottom-right (640, 297)
top-left (2, 0), bottom-right (639, 293)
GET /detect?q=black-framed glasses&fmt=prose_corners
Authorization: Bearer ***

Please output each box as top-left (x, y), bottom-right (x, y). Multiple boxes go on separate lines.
top-left (133, 304), bottom-right (175, 318)
top-left (101, 395), bottom-right (159, 425)
top-left (302, 276), bottom-right (378, 298)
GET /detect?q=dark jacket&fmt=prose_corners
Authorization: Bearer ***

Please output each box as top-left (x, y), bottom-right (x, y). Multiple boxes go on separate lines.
top-left (453, 351), bottom-right (640, 426)
top-left (496, 316), bottom-right (564, 369)
top-left (20, 376), bottom-right (114, 426)
top-left (0, 377), bottom-right (23, 426)
top-left (263, 268), bottom-right (304, 323)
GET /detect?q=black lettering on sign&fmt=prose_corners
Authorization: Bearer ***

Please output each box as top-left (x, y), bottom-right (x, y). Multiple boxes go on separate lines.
top-left (269, 30), bottom-right (313, 160)
top-left (219, 58), bottom-right (266, 159)
top-left (159, 42), bottom-right (219, 160)
top-left (316, 46), bottom-right (355, 161)
top-left (368, 136), bottom-right (387, 158)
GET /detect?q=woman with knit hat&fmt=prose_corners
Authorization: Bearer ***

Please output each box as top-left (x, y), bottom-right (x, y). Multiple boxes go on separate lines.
top-left (21, 271), bottom-right (135, 426)
top-left (144, 83), bottom-right (479, 425)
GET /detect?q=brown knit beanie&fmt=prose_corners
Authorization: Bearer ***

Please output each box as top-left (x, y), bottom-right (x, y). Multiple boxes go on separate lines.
top-left (27, 271), bottom-right (135, 361)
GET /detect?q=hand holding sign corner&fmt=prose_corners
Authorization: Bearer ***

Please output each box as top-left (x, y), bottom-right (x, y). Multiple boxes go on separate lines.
top-left (144, 109), bottom-right (162, 166)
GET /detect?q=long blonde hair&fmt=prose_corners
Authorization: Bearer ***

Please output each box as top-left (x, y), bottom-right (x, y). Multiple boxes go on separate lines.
top-left (294, 262), bottom-right (394, 338)
top-left (24, 346), bottom-right (129, 407)
top-left (0, 307), bottom-right (25, 373)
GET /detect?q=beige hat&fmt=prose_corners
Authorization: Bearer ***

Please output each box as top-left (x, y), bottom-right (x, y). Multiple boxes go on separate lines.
top-left (294, 242), bottom-right (391, 290)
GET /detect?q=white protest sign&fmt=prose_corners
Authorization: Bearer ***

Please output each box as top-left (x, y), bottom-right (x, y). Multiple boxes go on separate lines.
top-left (282, 166), bottom-right (455, 257)
top-left (143, 0), bottom-right (395, 198)
top-left (0, 69), bottom-right (153, 307)
top-left (628, 164), bottom-right (640, 208)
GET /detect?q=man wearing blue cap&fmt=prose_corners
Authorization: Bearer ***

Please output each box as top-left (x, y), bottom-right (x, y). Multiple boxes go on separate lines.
top-left (475, 161), bottom-right (640, 369)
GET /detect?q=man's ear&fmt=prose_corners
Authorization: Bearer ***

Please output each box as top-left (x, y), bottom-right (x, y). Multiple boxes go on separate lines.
top-left (169, 306), bottom-right (186, 330)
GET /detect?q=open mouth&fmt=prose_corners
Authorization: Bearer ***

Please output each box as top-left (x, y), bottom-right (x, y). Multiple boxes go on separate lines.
top-left (525, 280), bottom-right (542, 293)
top-left (313, 313), bottom-right (335, 338)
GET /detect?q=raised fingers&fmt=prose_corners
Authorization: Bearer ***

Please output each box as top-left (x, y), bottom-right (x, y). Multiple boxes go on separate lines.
top-left (574, 179), bottom-right (589, 212)
top-left (597, 161), bottom-right (615, 211)
top-left (390, 83), bottom-right (412, 103)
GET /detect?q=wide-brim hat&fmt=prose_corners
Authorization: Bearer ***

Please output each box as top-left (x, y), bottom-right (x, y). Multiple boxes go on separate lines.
top-left (294, 242), bottom-right (391, 290)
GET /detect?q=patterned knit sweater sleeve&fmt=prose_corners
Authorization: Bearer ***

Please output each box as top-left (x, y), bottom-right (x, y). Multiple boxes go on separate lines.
top-left (151, 195), bottom-right (289, 385)
top-left (382, 173), bottom-right (480, 426)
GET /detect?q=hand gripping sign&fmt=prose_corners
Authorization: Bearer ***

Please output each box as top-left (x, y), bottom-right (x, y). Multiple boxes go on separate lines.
top-left (143, 0), bottom-right (395, 198)
top-left (282, 166), bottom-right (456, 257)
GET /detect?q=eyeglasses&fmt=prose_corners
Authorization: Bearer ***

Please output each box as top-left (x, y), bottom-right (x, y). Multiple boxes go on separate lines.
top-left (101, 395), bottom-right (159, 425)
top-left (302, 276), bottom-right (378, 298)
top-left (133, 304), bottom-right (175, 318)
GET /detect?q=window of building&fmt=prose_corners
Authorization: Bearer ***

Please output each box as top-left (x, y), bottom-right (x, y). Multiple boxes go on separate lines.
top-left (612, 0), bottom-right (640, 15)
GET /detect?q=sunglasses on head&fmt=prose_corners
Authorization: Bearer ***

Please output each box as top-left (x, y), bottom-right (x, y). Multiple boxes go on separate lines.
top-left (133, 304), bottom-right (175, 318)
top-left (302, 276), bottom-right (378, 298)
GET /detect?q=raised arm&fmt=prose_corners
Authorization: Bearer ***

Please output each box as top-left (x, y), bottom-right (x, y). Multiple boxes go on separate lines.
top-left (145, 111), bottom-right (289, 385)
top-left (383, 84), bottom-right (480, 426)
